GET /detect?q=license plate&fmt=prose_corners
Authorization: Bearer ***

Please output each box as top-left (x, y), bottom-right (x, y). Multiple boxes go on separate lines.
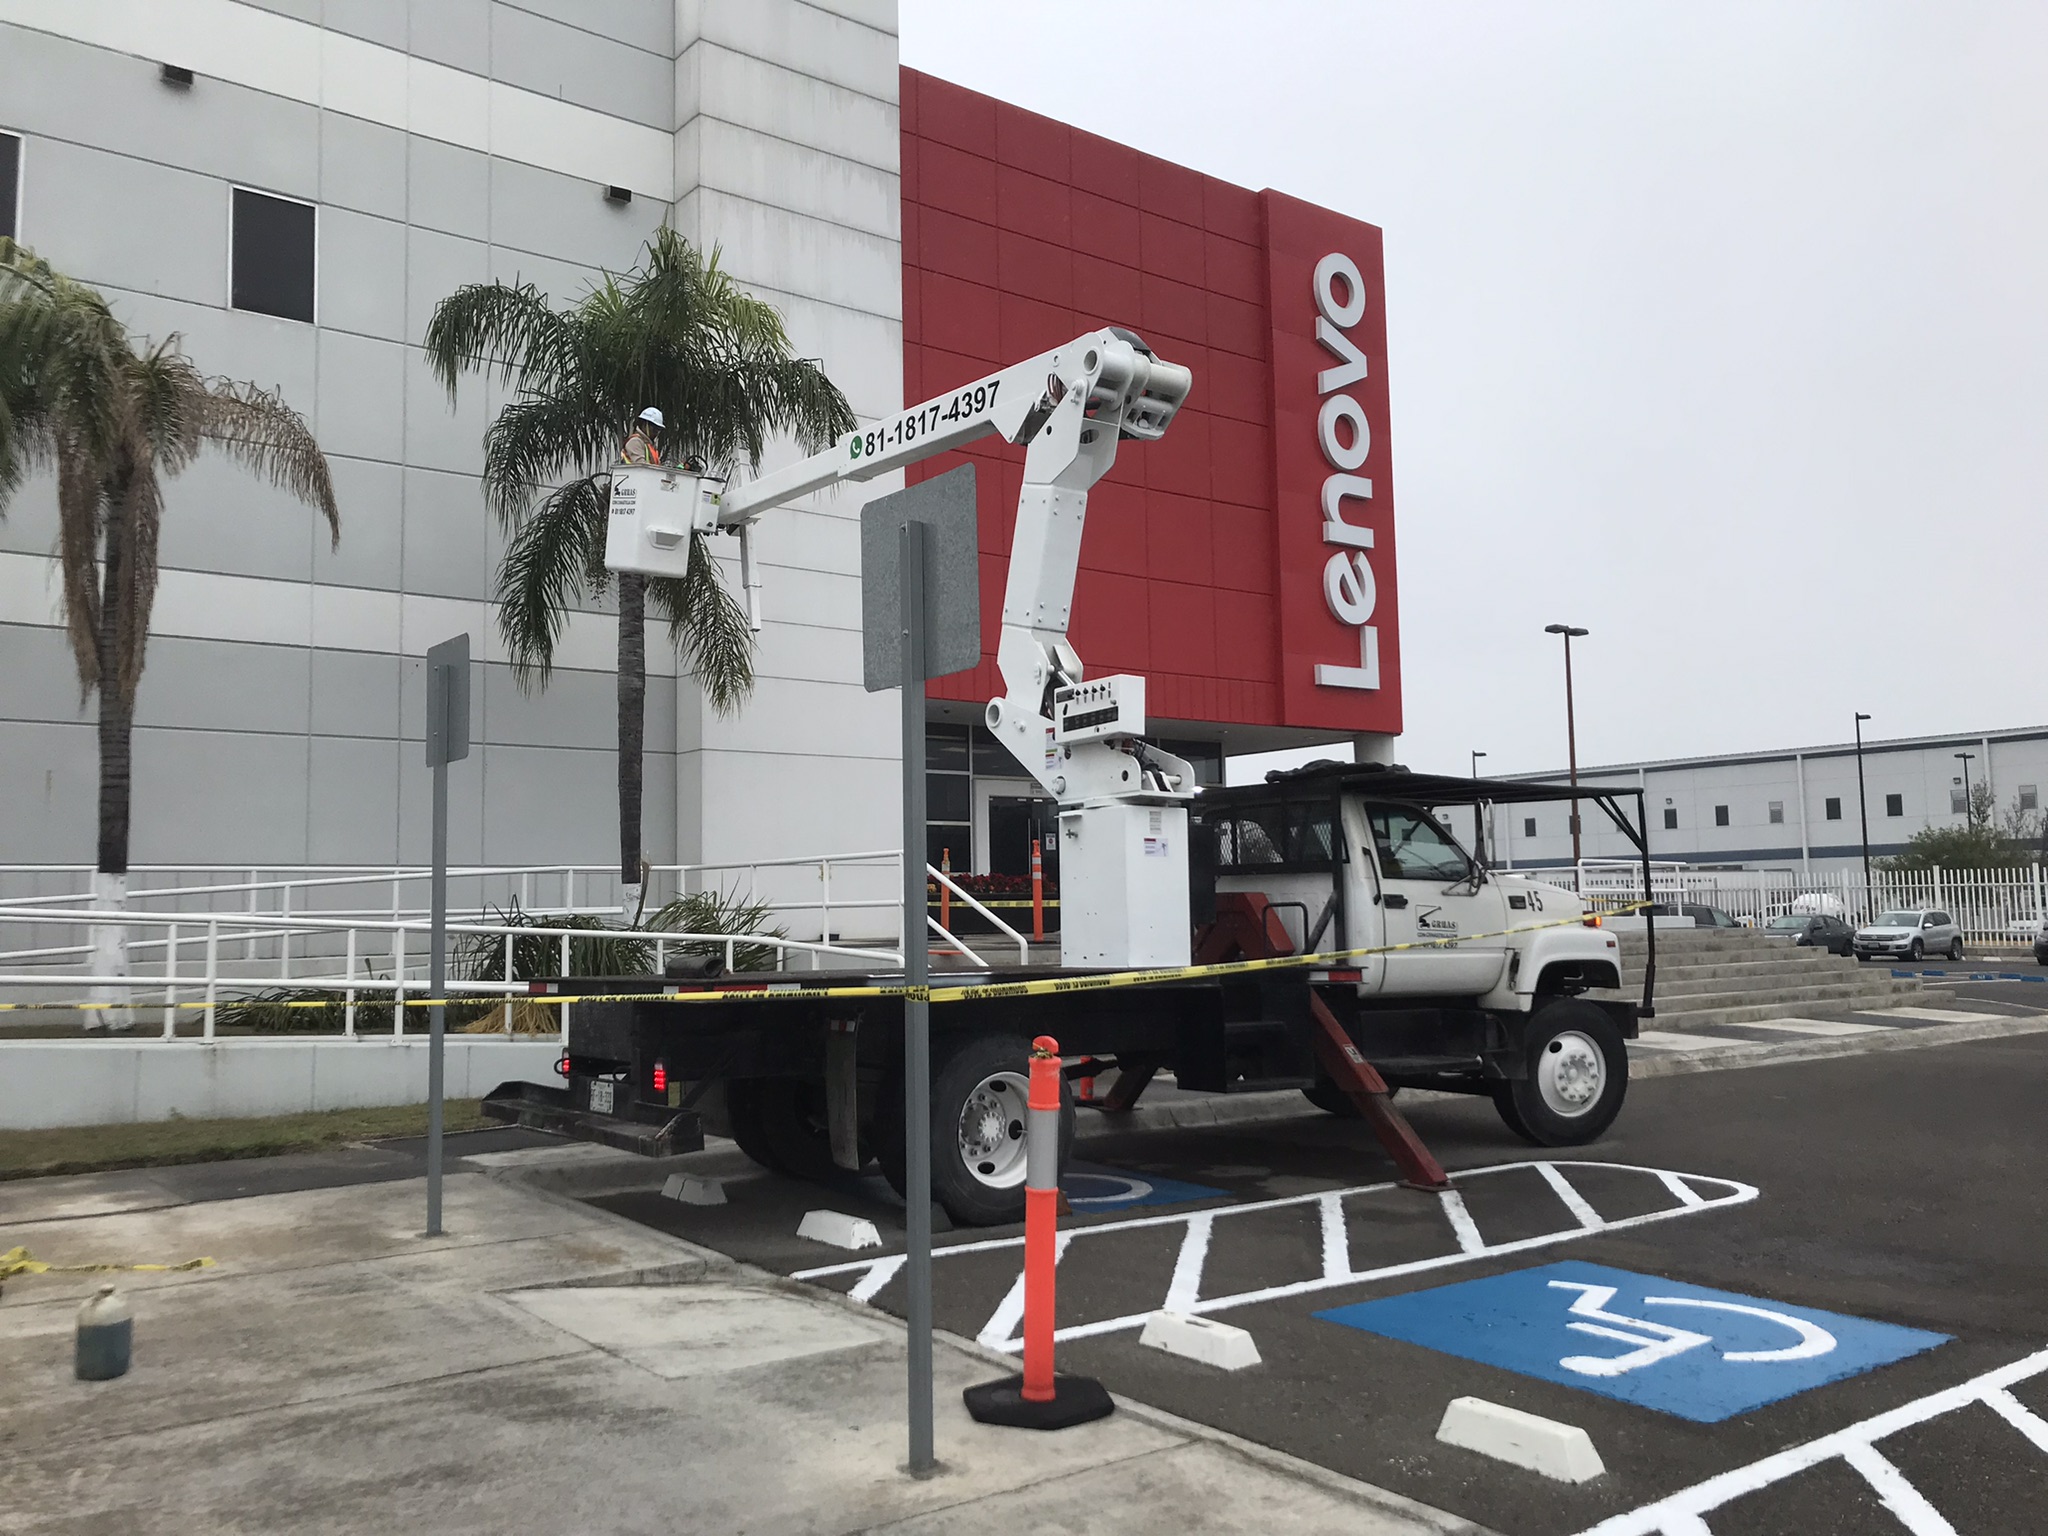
top-left (589, 1080), bottom-right (615, 1115)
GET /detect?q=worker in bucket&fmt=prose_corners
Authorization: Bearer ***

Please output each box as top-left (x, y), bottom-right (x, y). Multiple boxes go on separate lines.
top-left (620, 407), bottom-right (665, 465)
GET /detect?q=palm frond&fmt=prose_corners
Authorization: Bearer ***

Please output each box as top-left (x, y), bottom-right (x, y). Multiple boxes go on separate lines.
top-left (54, 444), bottom-right (101, 694)
top-left (646, 533), bottom-right (755, 715)
top-left (196, 376), bottom-right (340, 546)
top-left (422, 280), bottom-right (579, 398)
top-left (106, 445), bottom-right (162, 709)
top-left (495, 473), bottom-right (609, 690)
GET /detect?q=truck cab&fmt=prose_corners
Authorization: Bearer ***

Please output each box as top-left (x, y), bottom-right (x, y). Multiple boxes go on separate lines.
top-left (1192, 761), bottom-right (1653, 1145)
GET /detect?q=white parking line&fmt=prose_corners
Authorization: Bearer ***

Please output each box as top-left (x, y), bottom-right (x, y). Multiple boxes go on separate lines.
top-left (1633, 1030), bottom-right (1769, 1051)
top-left (1737, 1018), bottom-right (1892, 1037)
top-left (1571, 1344), bottom-right (2048, 1536)
top-left (796, 1160), bottom-right (1759, 1353)
top-left (1870, 1006), bottom-right (2008, 1023)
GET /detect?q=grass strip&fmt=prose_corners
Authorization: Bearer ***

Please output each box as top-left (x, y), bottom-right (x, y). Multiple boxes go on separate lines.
top-left (0, 1099), bottom-right (490, 1182)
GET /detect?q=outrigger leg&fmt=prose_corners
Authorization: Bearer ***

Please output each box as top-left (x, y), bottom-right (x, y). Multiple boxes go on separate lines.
top-left (1306, 992), bottom-right (1453, 1192)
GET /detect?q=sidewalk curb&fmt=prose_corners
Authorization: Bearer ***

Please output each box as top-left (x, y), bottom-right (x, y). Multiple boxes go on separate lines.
top-left (488, 1160), bottom-right (1496, 1535)
top-left (1627, 1012), bottom-right (2048, 1079)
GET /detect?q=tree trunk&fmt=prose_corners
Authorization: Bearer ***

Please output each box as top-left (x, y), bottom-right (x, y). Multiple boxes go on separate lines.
top-left (617, 571), bottom-right (647, 923)
top-left (91, 492), bottom-right (133, 1031)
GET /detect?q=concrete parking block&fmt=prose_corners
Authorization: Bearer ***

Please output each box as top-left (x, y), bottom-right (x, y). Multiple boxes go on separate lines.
top-left (1139, 1310), bottom-right (1262, 1371)
top-left (1435, 1396), bottom-right (1605, 1483)
top-left (661, 1173), bottom-right (727, 1204)
top-left (798, 1209), bottom-right (883, 1249)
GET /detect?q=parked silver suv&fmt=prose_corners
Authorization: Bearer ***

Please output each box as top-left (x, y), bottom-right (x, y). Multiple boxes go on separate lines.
top-left (1854, 909), bottom-right (1964, 963)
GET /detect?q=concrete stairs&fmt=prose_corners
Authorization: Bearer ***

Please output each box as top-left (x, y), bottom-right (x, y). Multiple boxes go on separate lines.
top-left (1594, 928), bottom-right (1924, 1030)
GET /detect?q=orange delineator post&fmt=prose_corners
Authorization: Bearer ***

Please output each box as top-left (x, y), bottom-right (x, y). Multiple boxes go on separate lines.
top-left (961, 1034), bottom-right (1114, 1430)
top-left (1020, 1035), bottom-right (1061, 1402)
top-left (1030, 838), bottom-right (1045, 942)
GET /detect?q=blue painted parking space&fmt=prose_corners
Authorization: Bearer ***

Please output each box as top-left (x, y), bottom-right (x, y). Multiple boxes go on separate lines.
top-left (1059, 1162), bottom-right (1226, 1211)
top-left (1316, 1259), bottom-right (1949, 1422)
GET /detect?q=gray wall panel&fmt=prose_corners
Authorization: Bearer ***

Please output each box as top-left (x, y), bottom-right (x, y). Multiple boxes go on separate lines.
top-left (403, 350), bottom-right (487, 476)
top-left (319, 209), bottom-right (407, 340)
top-left (316, 457), bottom-right (404, 592)
top-left (132, 636), bottom-right (312, 735)
top-left (310, 648), bottom-right (402, 739)
top-left (477, 743), bottom-right (627, 864)
top-left (0, 469), bottom-right (59, 558)
top-left (405, 226), bottom-right (490, 345)
top-left (319, 111), bottom-right (408, 221)
top-left (0, 624), bottom-right (88, 725)
top-left (400, 468), bottom-right (490, 600)
top-left (129, 728), bottom-right (312, 864)
top-left (410, 0), bottom-right (493, 76)
top-left (157, 453), bottom-right (319, 584)
top-left (316, 332), bottom-right (408, 463)
top-left (323, 0), bottom-right (409, 50)
top-left (0, 720), bottom-right (97, 862)
top-left (405, 134), bottom-right (490, 241)
top-left (0, 28), bottom-right (318, 199)
top-left (490, 157), bottom-right (662, 273)
top-left (25, 140), bottom-right (226, 305)
top-left (481, 662), bottom-right (615, 750)
top-left (238, 0), bottom-right (320, 22)
top-left (488, 5), bottom-right (671, 129)
top-left (503, 0), bottom-right (672, 55)
top-left (306, 735), bottom-right (402, 863)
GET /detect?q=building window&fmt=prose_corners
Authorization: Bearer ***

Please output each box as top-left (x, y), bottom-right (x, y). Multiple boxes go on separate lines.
top-left (0, 131), bottom-right (19, 241)
top-left (1662, 807), bottom-right (1678, 831)
top-left (1949, 789), bottom-right (1967, 815)
top-left (1825, 797), bottom-right (1842, 820)
top-left (1523, 817), bottom-right (1537, 839)
top-left (2022, 785), bottom-right (2039, 812)
top-left (1886, 793), bottom-right (1903, 817)
top-left (1714, 805), bottom-right (1730, 827)
top-left (1768, 801), bottom-right (1784, 824)
top-left (231, 188), bottom-right (315, 322)
top-left (926, 722), bottom-right (971, 874)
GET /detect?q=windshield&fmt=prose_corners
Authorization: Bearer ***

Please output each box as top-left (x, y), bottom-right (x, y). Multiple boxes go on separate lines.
top-left (1766, 915), bottom-right (1807, 930)
top-left (1875, 912), bottom-right (1920, 927)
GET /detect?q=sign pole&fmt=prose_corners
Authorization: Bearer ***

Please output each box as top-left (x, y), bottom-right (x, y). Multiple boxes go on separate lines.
top-left (426, 748), bottom-right (448, 1236)
top-left (422, 634), bottom-right (471, 1240)
top-left (900, 517), bottom-right (935, 1476)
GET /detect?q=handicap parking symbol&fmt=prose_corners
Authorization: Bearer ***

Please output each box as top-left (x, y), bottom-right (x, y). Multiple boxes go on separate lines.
top-left (1316, 1260), bottom-right (1949, 1422)
top-left (1059, 1162), bottom-right (1224, 1211)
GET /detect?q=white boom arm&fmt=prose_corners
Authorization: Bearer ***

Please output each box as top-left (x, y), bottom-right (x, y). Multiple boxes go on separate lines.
top-left (609, 327), bottom-right (1199, 965)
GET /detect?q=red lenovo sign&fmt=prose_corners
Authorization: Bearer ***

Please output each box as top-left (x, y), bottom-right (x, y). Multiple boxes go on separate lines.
top-left (1262, 192), bottom-right (1402, 734)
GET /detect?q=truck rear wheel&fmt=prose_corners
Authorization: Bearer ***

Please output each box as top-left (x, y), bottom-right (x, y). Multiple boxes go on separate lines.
top-left (725, 1077), bottom-right (839, 1181)
top-left (878, 1035), bottom-right (1075, 1227)
top-left (1492, 1001), bottom-right (1627, 1146)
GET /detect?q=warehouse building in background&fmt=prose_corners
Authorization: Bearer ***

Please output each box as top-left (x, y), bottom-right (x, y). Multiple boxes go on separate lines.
top-left (0, 1), bottom-right (1402, 902)
top-left (1499, 724), bottom-right (2048, 874)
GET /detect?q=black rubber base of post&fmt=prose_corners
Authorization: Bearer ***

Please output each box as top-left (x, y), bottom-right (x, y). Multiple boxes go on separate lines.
top-left (962, 1372), bottom-right (1115, 1430)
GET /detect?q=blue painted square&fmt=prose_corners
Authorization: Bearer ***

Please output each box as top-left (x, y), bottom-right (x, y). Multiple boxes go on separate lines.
top-left (1315, 1260), bottom-right (1949, 1422)
top-left (1059, 1162), bottom-right (1224, 1211)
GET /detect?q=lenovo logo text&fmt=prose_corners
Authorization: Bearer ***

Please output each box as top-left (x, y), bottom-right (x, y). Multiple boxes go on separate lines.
top-left (1311, 252), bottom-right (1378, 690)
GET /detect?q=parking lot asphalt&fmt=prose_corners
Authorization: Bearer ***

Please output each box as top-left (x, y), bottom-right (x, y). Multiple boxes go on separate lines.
top-left (598, 1031), bottom-right (2048, 1536)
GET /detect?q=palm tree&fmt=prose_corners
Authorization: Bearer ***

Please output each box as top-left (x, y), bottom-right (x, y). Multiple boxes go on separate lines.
top-left (423, 229), bottom-right (855, 917)
top-left (0, 238), bottom-right (339, 1027)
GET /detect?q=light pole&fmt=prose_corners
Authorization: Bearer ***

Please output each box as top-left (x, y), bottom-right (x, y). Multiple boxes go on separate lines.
top-left (1544, 625), bottom-right (1590, 867)
top-left (1854, 712), bottom-right (1873, 912)
top-left (1956, 751), bottom-right (1976, 827)
top-left (1470, 750), bottom-right (1488, 861)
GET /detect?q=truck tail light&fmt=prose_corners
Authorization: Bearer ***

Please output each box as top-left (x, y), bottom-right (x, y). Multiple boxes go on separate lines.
top-left (1583, 914), bottom-right (1602, 928)
top-left (555, 1054), bottom-right (572, 1078)
top-left (652, 1060), bottom-right (667, 1093)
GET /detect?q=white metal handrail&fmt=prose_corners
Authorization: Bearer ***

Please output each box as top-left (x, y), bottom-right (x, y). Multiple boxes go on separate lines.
top-left (925, 862), bottom-right (1031, 964)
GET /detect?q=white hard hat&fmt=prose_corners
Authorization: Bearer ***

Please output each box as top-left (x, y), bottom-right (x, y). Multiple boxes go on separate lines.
top-left (637, 407), bottom-right (665, 428)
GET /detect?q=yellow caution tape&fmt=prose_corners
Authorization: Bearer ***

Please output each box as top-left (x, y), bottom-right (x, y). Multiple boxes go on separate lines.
top-left (1, 1246), bottom-right (216, 1282)
top-left (0, 905), bottom-right (1647, 1014)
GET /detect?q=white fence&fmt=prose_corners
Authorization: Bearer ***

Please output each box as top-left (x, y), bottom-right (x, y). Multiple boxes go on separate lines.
top-left (1523, 860), bottom-right (2048, 943)
top-left (0, 852), bottom-right (1030, 1036)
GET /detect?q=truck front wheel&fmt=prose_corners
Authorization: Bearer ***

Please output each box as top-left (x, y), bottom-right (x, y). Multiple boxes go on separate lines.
top-left (1492, 1001), bottom-right (1628, 1146)
top-left (878, 1035), bottom-right (1075, 1226)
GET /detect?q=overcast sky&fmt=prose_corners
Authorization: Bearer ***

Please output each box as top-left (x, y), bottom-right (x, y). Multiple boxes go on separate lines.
top-left (899, 2), bottom-right (2048, 779)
